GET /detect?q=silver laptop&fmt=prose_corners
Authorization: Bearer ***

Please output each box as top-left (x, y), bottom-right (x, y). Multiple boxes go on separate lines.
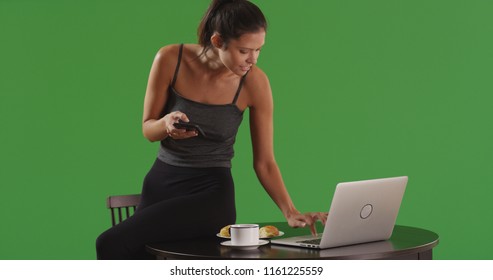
top-left (271, 176), bottom-right (408, 249)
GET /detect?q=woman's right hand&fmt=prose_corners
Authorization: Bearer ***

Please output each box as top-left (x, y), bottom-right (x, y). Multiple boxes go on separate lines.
top-left (163, 111), bottom-right (198, 139)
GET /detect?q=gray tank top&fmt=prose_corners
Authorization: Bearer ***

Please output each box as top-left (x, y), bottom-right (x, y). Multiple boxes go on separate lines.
top-left (157, 44), bottom-right (247, 168)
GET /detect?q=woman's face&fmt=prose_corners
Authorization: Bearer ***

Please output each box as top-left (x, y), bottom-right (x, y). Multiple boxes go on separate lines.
top-left (218, 30), bottom-right (266, 76)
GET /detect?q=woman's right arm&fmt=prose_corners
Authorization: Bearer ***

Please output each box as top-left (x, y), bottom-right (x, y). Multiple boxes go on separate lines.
top-left (142, 46), bottom-right (174, 142)
top-left (142, 45), bottom-right (194, 142)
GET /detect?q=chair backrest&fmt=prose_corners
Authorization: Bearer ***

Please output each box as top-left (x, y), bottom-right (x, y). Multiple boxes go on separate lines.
top-left (106, 194), bottom-right (141, 226)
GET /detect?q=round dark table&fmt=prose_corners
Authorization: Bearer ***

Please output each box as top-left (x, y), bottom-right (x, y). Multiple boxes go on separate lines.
top-left (146, 222), bottom-right (439, 260)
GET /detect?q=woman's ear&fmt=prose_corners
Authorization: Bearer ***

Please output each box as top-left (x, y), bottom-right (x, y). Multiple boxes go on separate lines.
top-left (211, 33), bottom-right (224, 48)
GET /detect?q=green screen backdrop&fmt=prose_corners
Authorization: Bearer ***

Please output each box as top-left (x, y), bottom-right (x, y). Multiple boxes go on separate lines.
top-left (1, 0), bottom-right (492, 259)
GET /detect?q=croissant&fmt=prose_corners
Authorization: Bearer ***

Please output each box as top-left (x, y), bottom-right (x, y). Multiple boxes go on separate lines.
top-left (219, 225), bottom-right (231, 237)
top-left (259, 225), bottom-right (279, 238)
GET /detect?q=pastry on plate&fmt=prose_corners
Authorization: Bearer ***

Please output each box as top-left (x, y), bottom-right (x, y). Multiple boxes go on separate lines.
top-left (259, 225), bottom-right (279, 238)
top-left (219, 225), bottom-right (231, 237)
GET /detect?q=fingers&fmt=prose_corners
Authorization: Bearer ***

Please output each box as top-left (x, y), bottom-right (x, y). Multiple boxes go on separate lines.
top-left (288, 214), bottom-right (314, 228)
top-left (311, 212), bottom-right (328, 225)
top-left (288, 212), bottom-right (328, 236)
top-left (165, 111), bottom-right (197, 139)
top-left (288, 219), bottom-right (307, 228)
top-left (169, 130), bottom-right (198, 139)
top-left (308, 213), bottom-right (327, 236)
top-left (290, 215), bottom-right (318, 236)
top-left (179, 114), bottom-right (190, 122)
top-left (172, 111), bottom-right (189, 122)
top-left (166, 111), bottom-right (189, 126)
top-left (301, 214), bottom-right (318, 236)
top-left (309, 223), bottom-right (318, 236)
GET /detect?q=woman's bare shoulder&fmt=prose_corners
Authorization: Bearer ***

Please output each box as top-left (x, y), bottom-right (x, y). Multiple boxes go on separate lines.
top-left (245, 66), bottom-right (271, 93)
top-left (155, 44), bottom-right (202, 65)
top-left (242, 66), bottom-right (272, 109)
top-left (154, 44), bottom-right (182, 64)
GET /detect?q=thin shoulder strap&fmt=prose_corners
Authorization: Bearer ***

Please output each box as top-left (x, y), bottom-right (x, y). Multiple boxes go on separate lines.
top-left (232, 70), bottom-right (249, 104)
top-left (171, 44), bottom-right (184, 88)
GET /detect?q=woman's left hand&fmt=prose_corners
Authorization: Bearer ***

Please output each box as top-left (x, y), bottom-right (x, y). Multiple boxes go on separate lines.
top-left (286, 212), bottom-right (328, 236)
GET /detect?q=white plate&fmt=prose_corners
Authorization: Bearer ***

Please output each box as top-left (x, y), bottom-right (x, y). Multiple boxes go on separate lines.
top-left (220, 240), bottom-right (269, 250)
top-left (217, 231), bottom-right (284, 239)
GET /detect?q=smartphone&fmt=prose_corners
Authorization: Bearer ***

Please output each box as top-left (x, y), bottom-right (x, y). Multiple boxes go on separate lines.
top-left (174, 121), bottom-right (206, 137)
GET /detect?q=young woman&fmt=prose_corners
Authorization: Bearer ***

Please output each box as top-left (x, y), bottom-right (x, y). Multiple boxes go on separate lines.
top-left (96, 0), bottom-right (326, 259)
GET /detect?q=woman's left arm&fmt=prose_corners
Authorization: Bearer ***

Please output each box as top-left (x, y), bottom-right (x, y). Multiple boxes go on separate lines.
top-left (247, 69), bottom-right (326, 235)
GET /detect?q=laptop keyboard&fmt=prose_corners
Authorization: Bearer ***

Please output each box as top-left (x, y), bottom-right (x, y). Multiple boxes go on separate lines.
top-left (297, 238), bottom-right (322, 245)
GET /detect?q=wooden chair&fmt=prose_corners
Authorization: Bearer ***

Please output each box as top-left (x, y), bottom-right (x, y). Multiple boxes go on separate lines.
top-left (106, 194), bottom-right (141, 226)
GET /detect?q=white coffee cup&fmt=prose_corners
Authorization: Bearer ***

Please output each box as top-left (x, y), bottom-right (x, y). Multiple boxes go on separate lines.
top-left (230, 224), bottom-right (259, 246)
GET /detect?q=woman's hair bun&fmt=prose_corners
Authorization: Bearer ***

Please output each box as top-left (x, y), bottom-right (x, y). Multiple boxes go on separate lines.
top-left (197, 0), bottom-right (267, 55)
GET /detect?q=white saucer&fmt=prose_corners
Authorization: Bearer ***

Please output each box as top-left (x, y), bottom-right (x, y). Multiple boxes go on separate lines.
top-left (220, 240), bottom-right (269, 250)
top-left (217, 231), bottom-right (284, 239)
